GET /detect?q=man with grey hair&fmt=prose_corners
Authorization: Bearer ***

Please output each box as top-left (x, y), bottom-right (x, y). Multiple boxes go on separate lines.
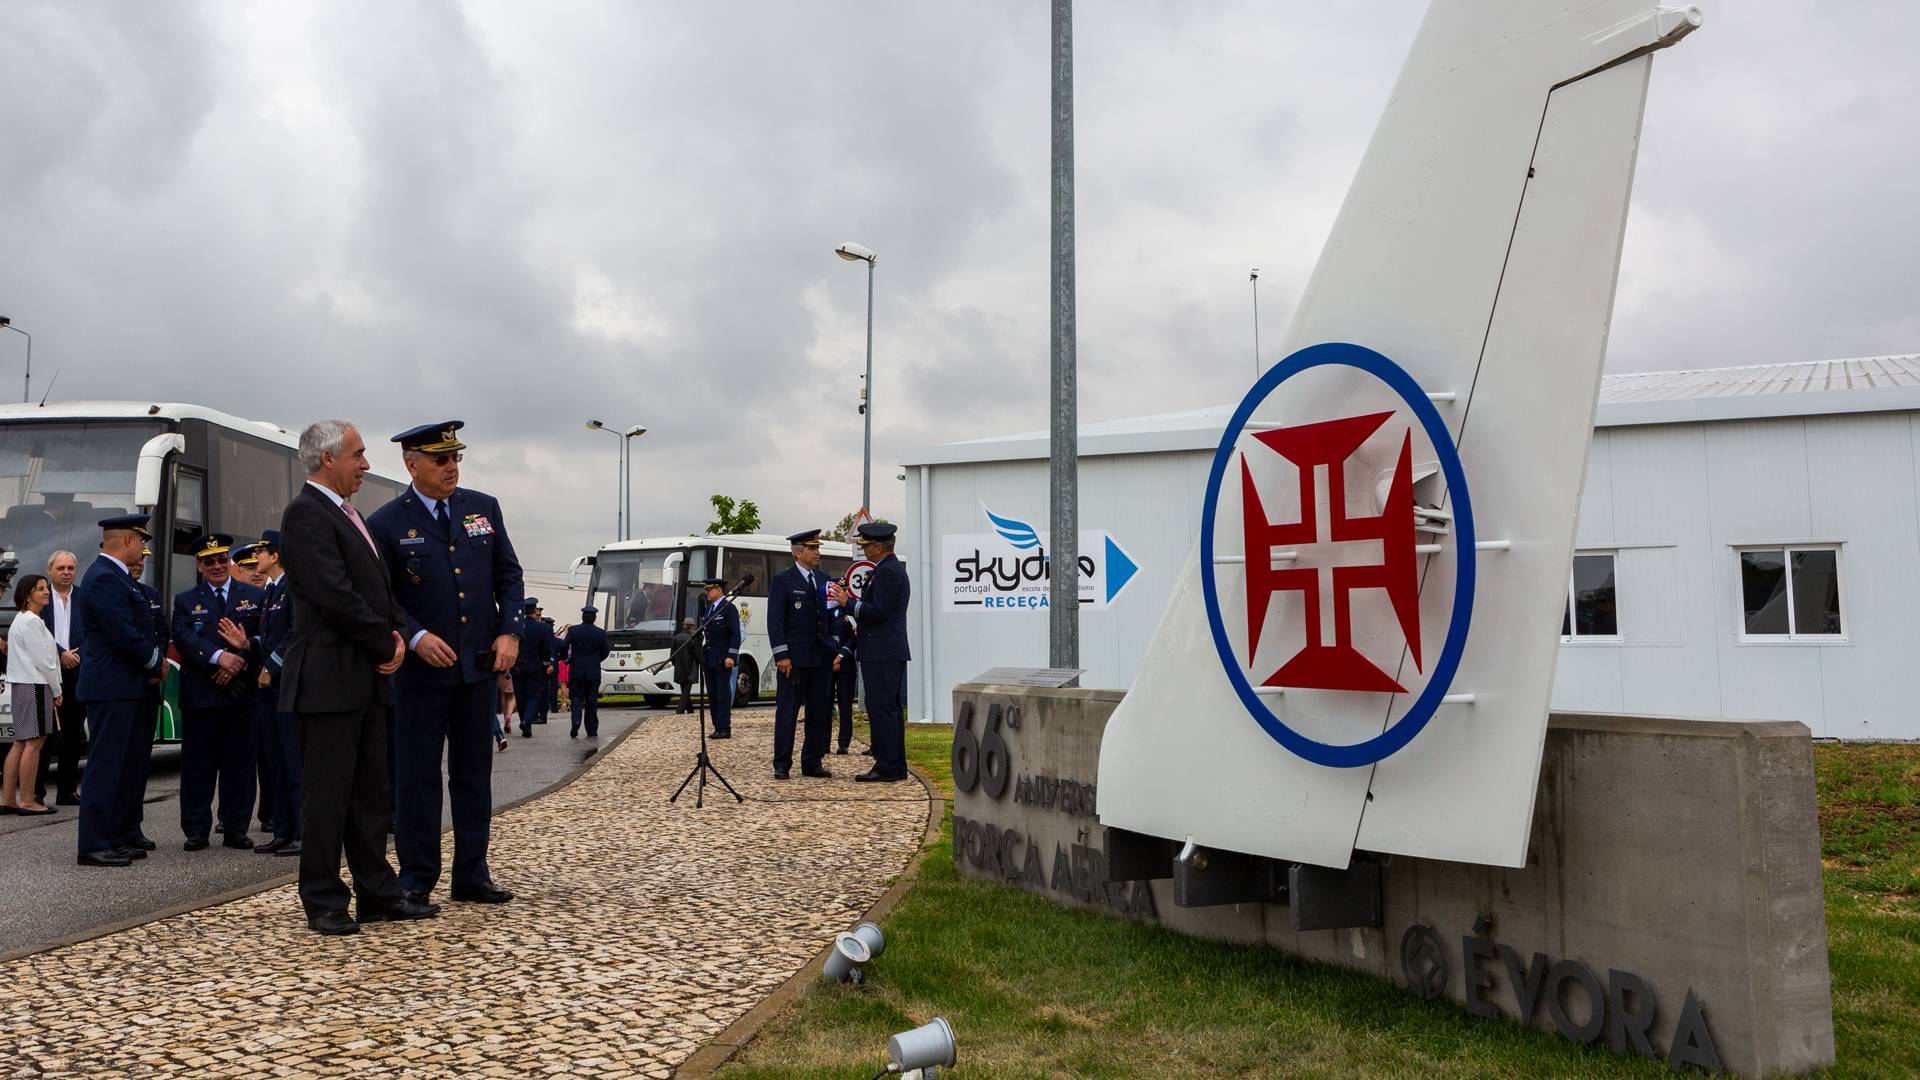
top-left (278, 420), bottom-right (434, 934)
top-left (36, 549), bottom-right (86, 806)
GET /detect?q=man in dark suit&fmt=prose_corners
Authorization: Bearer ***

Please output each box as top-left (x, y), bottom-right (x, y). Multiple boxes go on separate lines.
top-left (365, 420), bottom-right (522, 907)
top-left (172, 532), bottom-right (268, 850)
top-left (831, 522), bottom-right (911, 782)
top-left (113, 542), bottom-right (166, 855)
top-left (279, 419), bottom-right (436, 935)
top-left (698, 579), bottom-right (741, 739)
top-left (671, 617), bottom-right (699, 713)
top-left (253, 530), bottom-right (301, 856)
top-left (767, 529), bottom-right (838, 780)
top-left (564, 605), bottom-right (611, 738)
top-left (512, 597), bottom-right (551, 737)
top-left (74, 514), bottom-right (168, 867)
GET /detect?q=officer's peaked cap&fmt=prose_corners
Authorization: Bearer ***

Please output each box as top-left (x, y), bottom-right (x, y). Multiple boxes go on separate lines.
top-left (98, 513), bottom-right (152, 539)
top-left (786, 529), bottom-right (824, 546)
top-left (393, 421), bottom-right (466, 454)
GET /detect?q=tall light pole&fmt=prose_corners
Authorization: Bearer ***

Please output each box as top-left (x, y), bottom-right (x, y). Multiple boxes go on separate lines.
top-left (585, 419), bottom-right (622, 539)
top-left (1048, 0), bottom-right (1079, 670)
top-left (0, 317), bottom-right (29, 404)
top-left (835, 242), bottom-right (877, 516)
top-left (620, 424), bottom-right (646, 539)
top-left (1249, 269), bottom-right (1261, 378)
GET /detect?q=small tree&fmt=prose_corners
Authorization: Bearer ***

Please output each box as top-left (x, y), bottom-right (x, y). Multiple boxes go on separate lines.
top-left (705, 494), bottom-right (762, 535)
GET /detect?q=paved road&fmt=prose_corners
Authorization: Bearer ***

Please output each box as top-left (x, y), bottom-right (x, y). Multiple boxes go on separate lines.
top-left (0, 703), bottom-right (734, 957)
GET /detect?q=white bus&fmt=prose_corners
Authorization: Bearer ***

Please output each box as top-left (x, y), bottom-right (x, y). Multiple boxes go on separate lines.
top-left (0, 401), bottom-right (406, 742)
top-left (571, 533), bottom-right (857, 707)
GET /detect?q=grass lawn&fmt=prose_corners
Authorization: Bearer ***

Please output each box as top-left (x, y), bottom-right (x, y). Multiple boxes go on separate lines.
top-left (718, 727), bottom-right (1920, 1078)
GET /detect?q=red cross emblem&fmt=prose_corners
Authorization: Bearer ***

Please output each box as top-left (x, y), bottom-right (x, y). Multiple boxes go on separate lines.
top-left (1240, 411), bottom-right (1422, 693)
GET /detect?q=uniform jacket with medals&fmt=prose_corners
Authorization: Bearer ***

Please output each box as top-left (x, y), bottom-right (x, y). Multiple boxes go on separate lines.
top-left (172, 578), bottom-right (268, 709)
top-left (367, 486), bottom-right (525, 688)
top-left (767, 563), bottom-right (841, 669)
top-left (700, 597), bottom-right (742, 668)
top-left (75, 554), bottom-right (167, 703)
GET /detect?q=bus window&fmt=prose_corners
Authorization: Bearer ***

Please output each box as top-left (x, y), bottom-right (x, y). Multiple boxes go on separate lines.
top-left (170, 468), bottom-right (207, 599)
top-left (723, 551), bottom-right (769, 597)
top-left (0, 420), bottom-right (163, 607)
top-left (214, 430), bottom-right (295, 542)
top-left (588, 549), bottom-right (685, 637)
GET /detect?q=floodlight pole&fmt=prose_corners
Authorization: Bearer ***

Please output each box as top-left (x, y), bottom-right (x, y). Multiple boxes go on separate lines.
top-left (586, 420), bottom-right (621, 539)
top-left (1048, 0), bottom-right (1079, 669)
top-left (1250, 269), bottom-right (1262, 378)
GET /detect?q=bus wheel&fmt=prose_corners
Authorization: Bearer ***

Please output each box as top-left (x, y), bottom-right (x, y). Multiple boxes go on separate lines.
top-left (644, 694), bottom-right (671, 709)
top-left (734, 658), bottom-right (758, 706)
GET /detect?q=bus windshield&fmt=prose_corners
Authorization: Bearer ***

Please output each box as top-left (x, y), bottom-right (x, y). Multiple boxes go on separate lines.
top-left (588, 549), bottom-right (687, 634)
top-left (0, 420), bottom-right (165, 607)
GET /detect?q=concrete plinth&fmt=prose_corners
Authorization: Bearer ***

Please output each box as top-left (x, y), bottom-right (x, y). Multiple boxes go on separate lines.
top-left (949, 684), bottom-right (1835, 1077)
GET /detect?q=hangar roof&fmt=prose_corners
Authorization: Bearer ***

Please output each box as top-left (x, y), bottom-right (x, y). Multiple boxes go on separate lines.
top-left (900, 355), bottom-right (1920, 466)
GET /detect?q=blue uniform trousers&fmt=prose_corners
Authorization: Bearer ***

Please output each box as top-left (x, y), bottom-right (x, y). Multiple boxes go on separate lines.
top-left (254, 699), bottom-right (278, 828)
top-left (262, 707), bottom-right (303, 843)
top-left (511, 669), bottom-right (544, 732)
top-left (833, 661), bottom-right (858, 750)
top-left (392, 678), bottom-right (495, 895)
top-left (704, 663), bottom-right (733, 735)
top-left (77, 698), bottom-right (138, 855)
top-left (113, 694), bottom-right (158, 847)
top-left (180, 702), bottom-right (257, 838)
top-left (773, 664), bottom-right (832, 772)
top-left (569, 677), bottom-right (601, 737)
top-left (860, 660), bottom-right (908, 778)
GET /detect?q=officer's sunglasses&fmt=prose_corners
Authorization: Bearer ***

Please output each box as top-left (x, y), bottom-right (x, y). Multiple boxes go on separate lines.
top-left (198, 554), bottom-right (230, 566)
top-left (425, 452), bottom-right (464, 466)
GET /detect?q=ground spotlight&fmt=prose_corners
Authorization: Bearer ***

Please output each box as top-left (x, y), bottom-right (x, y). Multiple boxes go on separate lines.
top-left (886, 1016), bottom-right (956, 1074)
top-left (850, 920), bottom-right (886, 958)
top-left (821, 932), bottom-right (871, 984)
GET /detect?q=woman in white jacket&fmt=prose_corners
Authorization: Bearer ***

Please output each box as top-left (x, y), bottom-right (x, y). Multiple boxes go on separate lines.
top-left (2, 574), bottom-right (63, 816)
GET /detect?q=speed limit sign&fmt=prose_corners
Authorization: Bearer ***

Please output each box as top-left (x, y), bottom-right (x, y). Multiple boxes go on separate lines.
top-left (843, 559), bottom-right (877, 600)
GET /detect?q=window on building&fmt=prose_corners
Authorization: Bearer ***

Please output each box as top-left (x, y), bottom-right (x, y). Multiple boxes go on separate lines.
top-left (1739, 546), bottom-right (1843, 638)
top-left (1561, 552), bottom-right (1618, 638)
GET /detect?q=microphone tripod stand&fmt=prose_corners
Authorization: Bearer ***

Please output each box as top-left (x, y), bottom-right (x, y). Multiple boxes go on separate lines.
top-left (657, 580), bottom-right (746, 808)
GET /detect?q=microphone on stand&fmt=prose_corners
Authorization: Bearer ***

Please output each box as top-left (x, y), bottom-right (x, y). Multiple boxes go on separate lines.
top-left (732, 573), bottom-right (756, 591)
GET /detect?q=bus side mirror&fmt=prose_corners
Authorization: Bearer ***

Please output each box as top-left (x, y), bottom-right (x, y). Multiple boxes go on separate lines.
top-left (568, 554), bottom-right (595, 589)
top-left (135, 433), bottom-right (186, 510)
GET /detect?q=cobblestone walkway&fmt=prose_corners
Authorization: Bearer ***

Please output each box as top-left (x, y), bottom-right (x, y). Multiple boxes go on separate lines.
top-left (0, 711), bottom-right (931, 1078)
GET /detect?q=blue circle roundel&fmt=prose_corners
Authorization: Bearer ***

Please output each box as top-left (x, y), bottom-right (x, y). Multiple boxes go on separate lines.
top-left (1200, 341), bottom-right (1475, 768)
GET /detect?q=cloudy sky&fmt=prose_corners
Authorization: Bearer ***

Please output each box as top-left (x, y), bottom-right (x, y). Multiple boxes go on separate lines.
top-left (1, 1), bottom-right (1913, 571)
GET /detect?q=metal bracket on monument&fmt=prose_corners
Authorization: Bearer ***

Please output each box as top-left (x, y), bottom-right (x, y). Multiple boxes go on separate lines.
top-left (1172, 840), bottom-right (1290, 908)
top-left (1104, 826), bottom-right (1178, 881)
top-left (1289, 861), bottom-right (1384, 931)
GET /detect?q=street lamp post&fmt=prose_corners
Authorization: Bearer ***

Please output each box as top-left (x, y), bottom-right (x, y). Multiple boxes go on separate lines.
top-left (0, 317), bottom-right (30, 404)
top-left (587, 419), bottom-right (648, 541)
top-left (835, 242), bottom-right (877, 516)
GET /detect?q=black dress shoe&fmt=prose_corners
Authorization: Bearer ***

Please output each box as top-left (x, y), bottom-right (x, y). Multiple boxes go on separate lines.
top-left (0, 806), bottom-right (16, 815)
top-left (521, 729), bottom-right (533, 738)
top-left (359, 895), bottom-right (441, 923)
top-left (855, 770), bottom-right (908, 783)
top-left (56, 793), bottom-right (80, 806)
top-left (128, 834), bottom-right (158, 851)
top-left (569, 728), bottom-right (578, 739)
top-left (274, 840), bottom-right (303, 857)
top-left (802, 766), bottom-right (833, 779)
top-left (112, 846), bottom-right (148, 860)
top-left (183, 835), bottom-right (210, 851)
top-left (451, 882), bottom-right (514, 904)
top-left (223, 834), bottom-right (255, 850)
top-left (256, 837), bottom-right (291, 855)
top-left (835, 746), bottom-right (849, 755)
top-left (78, 850), bottom-right (131, 867)
top-left (710, 731), bottom-right (730, 739)
top-left (308, 911), bottom-right (360, 936)
top-left (772, 768), bottom-right (790, 780)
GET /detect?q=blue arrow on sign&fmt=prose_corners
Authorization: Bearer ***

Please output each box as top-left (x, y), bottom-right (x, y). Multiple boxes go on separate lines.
top-left (1104, 534), bottom-right (1139, 604)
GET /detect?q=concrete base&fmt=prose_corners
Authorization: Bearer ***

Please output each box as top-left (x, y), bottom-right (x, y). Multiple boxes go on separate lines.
top-left (949, 684), bottom-right (1835, 1077)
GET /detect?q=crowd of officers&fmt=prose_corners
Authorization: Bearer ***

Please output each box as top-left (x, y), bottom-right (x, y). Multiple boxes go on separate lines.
top-left (4, 417), bottom-right (913, 933)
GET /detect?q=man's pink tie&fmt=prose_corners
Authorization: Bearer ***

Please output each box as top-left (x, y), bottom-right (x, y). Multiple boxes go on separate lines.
top-left (342, 500), bottom-right (380, 561)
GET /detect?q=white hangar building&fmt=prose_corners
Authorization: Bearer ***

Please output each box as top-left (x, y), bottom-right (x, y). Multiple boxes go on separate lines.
top-left (898, 355), bottom-right (1920, 740)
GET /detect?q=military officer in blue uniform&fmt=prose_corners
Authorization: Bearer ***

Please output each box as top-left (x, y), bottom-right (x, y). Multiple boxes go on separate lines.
top-left (253, 530), bottom-right (301, 856)
top-left (564, 605), bottom-right (611, 738)
top-left (830, 522), bottom-right (911, 782)
top-left (230, 541), bottom-right (276, 833)
top-left (767, 529), bottom-right (838, 780)
top-left (698, 578), bottom-right (741, 739)
top-left (173, 532), bottom-right (269, 849)
top-left (75, 515), bottom-right (169, 866)
top-left (113, 542), bottom-right (168, 855)
top-left (366, 420), bottom-right (522, 905)
top-left (512, 597), bottom-right (552, 737)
